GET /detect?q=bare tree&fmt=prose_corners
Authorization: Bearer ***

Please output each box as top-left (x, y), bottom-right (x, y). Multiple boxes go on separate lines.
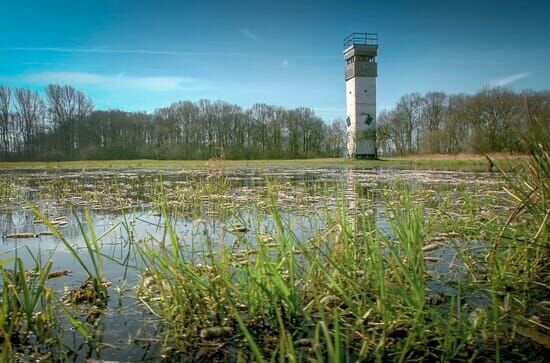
top-left (521, 90), bottom-right (550, 130)
top-left (46, 84), bottom-right (93, 157)
top-left (465, 87), bottom-right (522, 153)
top-left (375, 111), bottom-right (393, 155)
top-left (396, 93), bottom-right (422, 153)
top-left (325, 119), bottom-right (346, 157)
top-left (421, 92), bottom-right (447, 153)
top-left (382, 108), bottom-right (408, 155)
top-left (0, 86), bottom-right (11, 160)
top-left (14, 89), bottom-right (45, 158)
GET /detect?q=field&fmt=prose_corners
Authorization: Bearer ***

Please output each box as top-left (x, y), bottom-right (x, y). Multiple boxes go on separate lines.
top-left (0, 153), bottom-right (548, 362)
top-left (0, 153), bottom-right (530, 172)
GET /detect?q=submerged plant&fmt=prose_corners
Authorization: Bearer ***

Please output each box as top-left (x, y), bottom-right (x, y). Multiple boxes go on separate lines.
top-left (29, 206), bottom-right (112, 306)
top-left (495, 118), bottom-right (549, 251)
top-left (481, 118), bottom-right (550, 356)
top-left (0, 257), bottom-right (60, 360)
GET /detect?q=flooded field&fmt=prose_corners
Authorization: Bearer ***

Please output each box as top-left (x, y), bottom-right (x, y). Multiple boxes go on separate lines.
top-left (0, 165), bottom-right (548, 362)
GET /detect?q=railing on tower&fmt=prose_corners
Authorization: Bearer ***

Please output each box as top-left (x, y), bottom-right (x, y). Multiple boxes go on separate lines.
top-left (343, 33), bottom-right (378, 50)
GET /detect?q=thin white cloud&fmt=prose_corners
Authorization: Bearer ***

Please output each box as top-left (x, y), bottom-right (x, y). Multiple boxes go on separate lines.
top-left (239, 28), bottom-right (260, 41)
top-left (6, 47), bottom-right (247, 57)
top-left (4, 46), bottom-right (339, 60)
top-left (19, 71), bottom-right (211, 92)
top-left (490, 72), bottom-right (532, 87)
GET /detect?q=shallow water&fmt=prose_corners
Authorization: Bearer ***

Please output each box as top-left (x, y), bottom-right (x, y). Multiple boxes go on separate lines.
top-left (0, 167), bottom-right (505, 361)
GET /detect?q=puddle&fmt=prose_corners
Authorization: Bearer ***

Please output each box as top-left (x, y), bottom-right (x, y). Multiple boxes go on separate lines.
top-left (0, 167), bottom-right (510, 360)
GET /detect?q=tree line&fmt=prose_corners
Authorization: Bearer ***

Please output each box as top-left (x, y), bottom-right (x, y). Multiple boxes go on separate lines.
top-left (376, 88), bottom-right (550, 155)
top-left (0, 85), bottom-right (346, 161)
top-left (1, 84), bottom-right (548, 161)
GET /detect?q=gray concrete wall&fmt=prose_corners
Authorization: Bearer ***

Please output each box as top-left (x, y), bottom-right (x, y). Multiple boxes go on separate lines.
top-left (345, 62), bottom-right (377, 80)
top-left (345, 76), bottom-right (376, 157)
top-left (344, 43), bottom-right (378, 158)
top-left (344, 44), bottom-right (378, 59)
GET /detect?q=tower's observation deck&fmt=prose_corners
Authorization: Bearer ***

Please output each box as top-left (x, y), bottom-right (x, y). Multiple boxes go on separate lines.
top-left (344, 33), bottom-right (378, 81)
top-left (343, 32), bottom-right (378, 159)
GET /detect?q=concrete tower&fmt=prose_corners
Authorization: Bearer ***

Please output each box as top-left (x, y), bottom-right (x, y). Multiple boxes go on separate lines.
top-left (344, 32), bottom-right (378, 159)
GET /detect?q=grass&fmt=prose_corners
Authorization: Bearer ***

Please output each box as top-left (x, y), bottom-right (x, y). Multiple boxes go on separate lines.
top-left (0, 153), bottom-right (529, 172)
top-left (0, 254), bottom-right (62, 360)
top-left (130, 174), bottom-right (547, 361)
top-left (29, 207), bottom-right (110, 305)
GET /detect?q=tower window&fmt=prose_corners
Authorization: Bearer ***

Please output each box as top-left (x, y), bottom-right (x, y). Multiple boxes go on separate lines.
top-left (346, 116), bottom-right (351, 127)
top-left (353, 55), bottom-right (375, 62)
top-left (364, 114), bottom-right (373, 125)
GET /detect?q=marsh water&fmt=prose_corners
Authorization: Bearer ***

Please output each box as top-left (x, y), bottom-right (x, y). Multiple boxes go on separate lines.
top-left (0, 167), bottom-right (508, 361)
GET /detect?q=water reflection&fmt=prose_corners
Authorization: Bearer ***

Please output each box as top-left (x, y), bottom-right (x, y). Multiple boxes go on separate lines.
top-left (0, 167), bottom-right (503, 360)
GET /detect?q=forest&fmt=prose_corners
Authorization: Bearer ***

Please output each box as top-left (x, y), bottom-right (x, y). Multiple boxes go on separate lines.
top-left (0, 84), bottom-right (548, 161)
top-left (377, 88), bottom-right (550, 155)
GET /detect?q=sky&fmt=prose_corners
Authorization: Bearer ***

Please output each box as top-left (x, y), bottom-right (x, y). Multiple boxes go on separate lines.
top-left (1, 0), bottom-right (549, 121)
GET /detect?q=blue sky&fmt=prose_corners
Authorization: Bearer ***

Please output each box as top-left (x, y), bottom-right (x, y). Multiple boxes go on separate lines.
top-left (1, 0), bottom-right (549, 121)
